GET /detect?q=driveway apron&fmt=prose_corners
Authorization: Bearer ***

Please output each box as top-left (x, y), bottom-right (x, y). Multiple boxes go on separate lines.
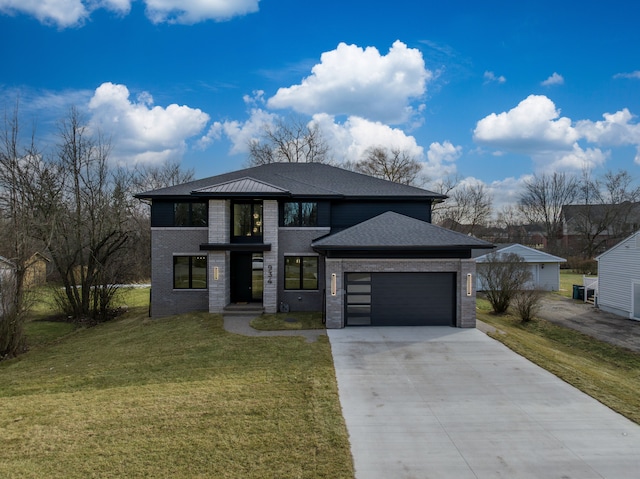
top-left (328, 327), bottom-right (640, 479)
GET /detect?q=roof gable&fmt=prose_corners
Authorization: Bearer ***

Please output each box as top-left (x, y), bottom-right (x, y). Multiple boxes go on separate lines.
top-left (193, 177), bottom-right (289, 195)
top-left (475, 243), bottom-right (566, 263)
top-left (312, 212), bottom-right (493, 250)
top-left (596, 230), bottom-right (640, 261)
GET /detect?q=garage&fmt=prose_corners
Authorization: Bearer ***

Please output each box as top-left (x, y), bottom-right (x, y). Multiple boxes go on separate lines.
top-left (346, 272), bottom-right (456, 326)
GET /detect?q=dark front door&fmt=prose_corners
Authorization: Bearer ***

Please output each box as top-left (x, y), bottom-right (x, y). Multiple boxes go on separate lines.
top-left (230, 252), bottom-right (263, 303)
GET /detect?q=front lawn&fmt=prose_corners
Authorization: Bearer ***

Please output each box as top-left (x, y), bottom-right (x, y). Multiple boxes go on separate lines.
top-left (477, 298), bottom-right (640, 425)
top-left (0, 305), bottom-right (354, 478)
top-left (251, 311), bottom-right (325, 330)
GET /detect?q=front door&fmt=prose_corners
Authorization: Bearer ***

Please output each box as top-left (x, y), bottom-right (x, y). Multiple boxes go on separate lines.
top-left (230, 252), bottom-right (263, 303)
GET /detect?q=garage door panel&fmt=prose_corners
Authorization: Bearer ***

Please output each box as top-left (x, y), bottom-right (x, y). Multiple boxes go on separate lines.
top-left (363, 272), bottom-right (455, 326)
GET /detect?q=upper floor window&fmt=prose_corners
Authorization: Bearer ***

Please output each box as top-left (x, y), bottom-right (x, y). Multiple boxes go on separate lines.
top-left (283, 202), bottom-right (318, 227)
top-left (174, 202), bottom-right (207, 227)
top-left (232, 201), bottom-right (263, 241)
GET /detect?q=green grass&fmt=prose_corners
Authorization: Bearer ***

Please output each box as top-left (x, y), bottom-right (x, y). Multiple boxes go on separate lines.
top-left (1, 303), bottom-right (353, 478)
top-left (251, 311), bottom-right (325, 330)
top-left (477, 298), bottom-right (640, 425)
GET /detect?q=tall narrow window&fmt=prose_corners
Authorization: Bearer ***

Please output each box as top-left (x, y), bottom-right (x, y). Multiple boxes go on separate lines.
top-left (284, 256), bottom-right (318, 290)
top-left (173, 256), bottom-right (207, 289)
top-left (233, 201), bottom-right (263, 240)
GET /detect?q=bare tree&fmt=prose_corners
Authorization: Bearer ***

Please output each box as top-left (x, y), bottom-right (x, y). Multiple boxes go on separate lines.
top-left (247, 117), bottom-right (330, 165)
top-left (446, 183), bottom-right (492, 235)
top-left (568, 169), bottom-right (640, 257)
top-left (350, 146), bottom-right (423, 185)
top-left (478, 252), bottom-right (532, 314)
top-left (34, 108), bottom-right (132, 322)
top-left (429, 176), bottom-right (492, 235)
top-left (494, 205), bottom-right (528, 244)
top-left (0, 104), bottom-right (43, 358)
top-left (518, 172), bottom-right (580, 253)
top-left (134, 159), bottom-right (194, 192)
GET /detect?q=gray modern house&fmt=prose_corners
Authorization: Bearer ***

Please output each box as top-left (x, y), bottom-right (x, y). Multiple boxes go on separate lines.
top-left (136, 162), bottom-right (492, 328)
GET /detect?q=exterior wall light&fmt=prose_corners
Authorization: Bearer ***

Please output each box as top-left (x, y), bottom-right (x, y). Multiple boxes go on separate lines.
top-left (213, 266), bottom-right (219, 281)
top-left (331, 273), bottom-right (337, 296)
top-left (466, 273), bottom-right (472, 296)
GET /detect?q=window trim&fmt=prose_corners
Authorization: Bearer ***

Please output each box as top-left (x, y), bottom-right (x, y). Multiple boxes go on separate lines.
top-left (173, 255), bottom-right (208, 290)
top-left (284, 255), bottom-right (319, 290)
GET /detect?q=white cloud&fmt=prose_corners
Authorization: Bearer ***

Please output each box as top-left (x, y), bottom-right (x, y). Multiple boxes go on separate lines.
top-left (144, 0), bottom-right (260, 24)
top-left (614, 71), bottom-right (640, 80)
top-left (473, 95), bottom-right (616, 172)
top-left (88, 82), bottom-right (210, 165)
top-left (483, 71), bottom-right (506, 84)
top-left (541, 72), bottom-right (564, 86)
top-left (312, 113), bottom-right (424, 163)
top-left (424, 141), bottom-right (460, 179)
top-left (267, 41), bottom-right (431, 124)
top-left (0, 0), bottom-right (256, 27)
top-left (0, 0), bottom-right (90, 27)
top-left (575, 108), bottom-right (640, 146)
top-left (200, 107), bottom-right (278, 155)
top-left (474, 94), bottom-right (579, 152)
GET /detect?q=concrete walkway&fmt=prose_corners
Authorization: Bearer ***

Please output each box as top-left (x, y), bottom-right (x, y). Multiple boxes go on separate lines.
top-left (328, 326), bottom-right (640, 479)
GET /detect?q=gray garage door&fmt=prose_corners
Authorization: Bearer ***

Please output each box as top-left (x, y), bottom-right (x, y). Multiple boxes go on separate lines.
top-left (345, 272), bottom-right (455, 326)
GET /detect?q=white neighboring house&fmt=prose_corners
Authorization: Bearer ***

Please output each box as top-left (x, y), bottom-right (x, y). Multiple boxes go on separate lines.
top-left (596, 230), bottom-right (640, 321)
top-left (0, 256), bottom-right (17, 315)
top-left (475, 244), bottom-right (567, 291)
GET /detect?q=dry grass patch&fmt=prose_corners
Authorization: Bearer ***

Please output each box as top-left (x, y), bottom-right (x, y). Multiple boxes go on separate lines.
top-left (0, 308), bottom-right (353, 478)
top-left (477, 298), bottom-right (640, 425)
top-left (251, 311), bottom-right (325, 331)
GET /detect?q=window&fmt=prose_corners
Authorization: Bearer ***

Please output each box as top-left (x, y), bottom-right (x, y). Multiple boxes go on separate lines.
top-left (285, 256), bottom-right (318, 290)
top-left (233, 201), bottom-right (263, 240)
top-left (283, 202), bottom-right (318, 227)
top-left (174, 202), bottom-right (207, 227)
top-left (174, 256), bottom-right (207, 289)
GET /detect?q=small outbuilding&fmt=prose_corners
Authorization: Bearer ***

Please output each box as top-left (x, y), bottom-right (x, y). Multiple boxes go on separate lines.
top-left (474, 244), bottom-right (566, 292)
top-left (596, 230), bottom-right (640, 321)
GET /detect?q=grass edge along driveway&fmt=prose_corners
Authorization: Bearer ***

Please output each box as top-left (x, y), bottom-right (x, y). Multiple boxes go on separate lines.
top-left (0, 309), bottom-right (354, 479)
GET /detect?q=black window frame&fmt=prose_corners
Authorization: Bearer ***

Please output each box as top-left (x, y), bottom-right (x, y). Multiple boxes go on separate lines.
top-left (283, 201), bottom-right (318, 227)
top-left (174, 201), bottom-right (208, 227)
top-left (231, 200), bottom-right (263, 242)
top-left (284, 256), bottom-right (319, 290)
top-left (173, 255), bottom-right (208, 290)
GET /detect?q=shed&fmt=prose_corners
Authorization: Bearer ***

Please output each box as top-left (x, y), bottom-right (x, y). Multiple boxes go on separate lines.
top-left (474, 244), bottom-right (566, 291)
top-left (596, 230), bottom-right (640, 320)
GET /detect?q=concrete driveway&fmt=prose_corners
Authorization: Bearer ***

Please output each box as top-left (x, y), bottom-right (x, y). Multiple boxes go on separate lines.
top-left (328, 327), bottom-right (640, 479)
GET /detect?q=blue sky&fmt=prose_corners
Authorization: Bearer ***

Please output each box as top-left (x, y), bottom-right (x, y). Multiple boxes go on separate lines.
top-left (1, 0), bottom-right (639, 209)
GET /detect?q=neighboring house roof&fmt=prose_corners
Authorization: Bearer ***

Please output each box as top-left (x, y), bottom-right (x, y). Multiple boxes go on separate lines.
top-left (475, 243), bottom-right (567, 263)
top-left (312, 212), bottom-right (493, 251)
top-left (135, 162), bottom-right (446, 200)
top-left (596, 230), bottom-right (640, 261)
top-left (0, 256), bottom-right (16, 271)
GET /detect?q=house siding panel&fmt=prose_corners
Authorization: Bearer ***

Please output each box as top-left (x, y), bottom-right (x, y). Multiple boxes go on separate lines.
top-left (278, 228), bottom-right (329, 312)
top-left (331, 201), bottom-right (431, 230)
top-left (598, 232), bottom-right (640, 317)
top-left (151, 228), bottom-right (209, 317)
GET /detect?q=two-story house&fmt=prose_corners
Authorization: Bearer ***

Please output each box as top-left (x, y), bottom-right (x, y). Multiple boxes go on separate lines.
top-left (136, 162), bottom-right (492, 328)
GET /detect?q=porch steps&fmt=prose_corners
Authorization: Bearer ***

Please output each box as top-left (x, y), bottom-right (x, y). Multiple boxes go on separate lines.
top-left (223, 303), bottom-right (264, 316)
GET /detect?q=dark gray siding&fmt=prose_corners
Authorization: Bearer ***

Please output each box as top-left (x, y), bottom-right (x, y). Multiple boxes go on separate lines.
top-left (331, 200), bottom-right (431, 230)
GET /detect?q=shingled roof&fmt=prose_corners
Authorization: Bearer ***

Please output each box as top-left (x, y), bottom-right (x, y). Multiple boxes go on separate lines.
top-left (312, 212), bottom-right (493, 251)
top-left (135, 162), bottom-right (446, 200)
